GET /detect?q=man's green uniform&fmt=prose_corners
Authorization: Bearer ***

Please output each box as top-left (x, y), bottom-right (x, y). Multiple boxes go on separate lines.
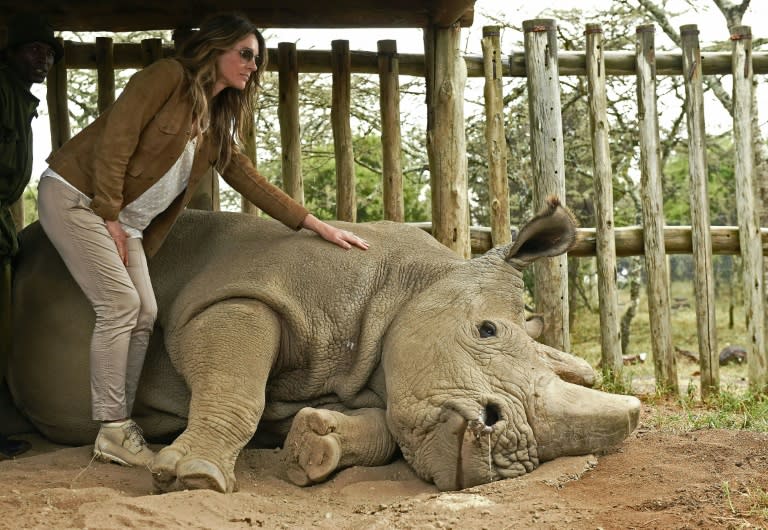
top-left (0, 62), bottom-right (39, 257)
top-left (0, 61), bottom-right (40, 411)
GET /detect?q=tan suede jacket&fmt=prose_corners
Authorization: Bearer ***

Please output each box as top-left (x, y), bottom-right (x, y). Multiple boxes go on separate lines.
top-left (47, 58), bottom-right (309, 257)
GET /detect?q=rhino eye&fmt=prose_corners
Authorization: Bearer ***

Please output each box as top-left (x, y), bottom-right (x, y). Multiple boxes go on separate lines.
top-left (478, 321), bottom-right (497, 338)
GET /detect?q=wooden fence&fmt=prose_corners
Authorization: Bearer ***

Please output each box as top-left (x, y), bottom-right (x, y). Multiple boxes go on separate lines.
top-left (40, 20), bottom-right (768, 396)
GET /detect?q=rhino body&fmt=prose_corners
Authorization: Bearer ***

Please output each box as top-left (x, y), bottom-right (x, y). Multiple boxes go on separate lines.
top-left (10, 201), bottom-right (640, 492)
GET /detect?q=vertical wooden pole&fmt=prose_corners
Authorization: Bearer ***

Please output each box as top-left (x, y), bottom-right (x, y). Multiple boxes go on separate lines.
top-left (47, 36), bottom-right (70, 152)
top-left (278, 42), bottom-right (304, 206)
top-left (731, 25), bottom-right (767, 393)
top-left (241, 116), bottom-right (259, 215)
top-left (331, 40), bottom-right (355, 222)
top-left (141, 38), bottom-right (163, 66)
top-left (377, 40), bottom-right (404, 222)
top-left (95, 37), bottom-right (115, 113)
top-left (585, 24), bottom-right (623, 382)
top-left (424, 24), bottom-right (470, 258)
top-left (481, 26), bottom-right (510, 247)
top-left (680, 25), bottom-right (719, 397)
top-left (635, 25), bottom-right (678, 394)
top-left (522, 19), bottom-right (569, 352)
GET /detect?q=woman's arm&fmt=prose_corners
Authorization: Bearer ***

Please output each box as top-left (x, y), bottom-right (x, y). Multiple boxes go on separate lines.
top-left (222, 151), bottom-right (368, 250)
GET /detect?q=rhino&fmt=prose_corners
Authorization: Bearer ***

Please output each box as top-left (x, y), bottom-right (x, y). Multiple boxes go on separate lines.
top-left (8, 197), bottom-right (640, 493)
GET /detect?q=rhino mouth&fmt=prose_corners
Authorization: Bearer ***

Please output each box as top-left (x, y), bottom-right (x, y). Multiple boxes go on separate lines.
top-left (435, 399), bottom-right (538, 491)
top-left (454, 406), bottom-right (497, 489)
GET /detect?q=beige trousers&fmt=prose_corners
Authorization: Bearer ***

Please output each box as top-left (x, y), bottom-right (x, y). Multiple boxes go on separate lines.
top-left (37, 177), bottom-right (157, 421)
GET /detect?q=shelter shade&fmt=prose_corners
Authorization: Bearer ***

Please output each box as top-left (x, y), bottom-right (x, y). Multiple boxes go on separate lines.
top-left (0, 1), bottom-right (475, 31)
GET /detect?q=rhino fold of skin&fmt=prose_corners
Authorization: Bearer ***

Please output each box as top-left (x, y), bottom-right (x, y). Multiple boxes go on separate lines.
top-left (9, 197), bottom-right (640, 493)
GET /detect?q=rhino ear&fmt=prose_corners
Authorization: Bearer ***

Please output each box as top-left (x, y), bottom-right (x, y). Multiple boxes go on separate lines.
top-left (525, 314), bottom-right (544, 339)
top-left (503, 196), bottom-right (578, 268)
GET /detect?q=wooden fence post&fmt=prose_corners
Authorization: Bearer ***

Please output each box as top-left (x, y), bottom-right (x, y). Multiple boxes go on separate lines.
top-left (47, 36), bottom-right (70, 152)
top-left (635, 24), bottom-right (678, 394)
top-left (331, 40), bottom-right (356, 222)
top-left (585, 24), bottom-right (623, 382)
top-left (424, 24), bottom-right (470, 258)
top-left (140, 37), bottom-right (162, 66)
top-left (240, 116), bottom-right (259, 215)
top-left (481, 26), bottom-right (510, 247)
top-left (731, 25), bottom-right (767, 393)
top-left (681, 24), bottom-right (719, 397)
top-left (95, 37), bottom-right (115, 113)
top-left (378, 40), bottom-right (405, 222)
top-left (279, 42), bottom-right (304, 206)
top-left (522, 19), bottom-right (569, 352)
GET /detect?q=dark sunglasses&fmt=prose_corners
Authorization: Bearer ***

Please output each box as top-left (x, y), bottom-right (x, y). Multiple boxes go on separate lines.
top-left (237, 48), bottom-right (261, 65)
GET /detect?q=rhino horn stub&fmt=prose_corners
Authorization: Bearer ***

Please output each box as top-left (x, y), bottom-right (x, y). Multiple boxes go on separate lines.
top-left (532, 377), bottom-right (640, 462)
top-left (504, 196), bottom-right (578, 268)
top-left (536, 341), bottom-right (596, 388)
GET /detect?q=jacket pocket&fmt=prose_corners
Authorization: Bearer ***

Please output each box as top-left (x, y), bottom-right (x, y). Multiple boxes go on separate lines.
top-left (126, 112), bottom-right (185, 177)
top-left (0, 123), bottom-right (18, 144)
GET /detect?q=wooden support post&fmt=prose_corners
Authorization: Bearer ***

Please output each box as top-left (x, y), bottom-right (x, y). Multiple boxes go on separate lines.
top-left (95, 37), bottom-right (115, 113)
top-left (585, 24), bottom-right (623, 383)
top-left (731, 25), bottom-right (767, 393)
top-left (522, 19), bottom-right (569, 352)
top-left (481, 26), bottom-right (510, 247)
top-left (424, 24), bottom-right (470, 258)
top-left (141, 38), bottom-right (163, 66)
top-left (377, 40), bottom-right (404, 222)
top-left (186, 168), bottom-right (220, 211)
top-left (278, 42), bottom-right (304, 206)
top-left (331, 40), bottom-right (356, 222)
top-left (241, 116), bottom-right (259, 215)
top-left (47, 36), bottom-right (70, 152)
top-left (681, 25), bottom-right (719, 397)
top-left (635, 25), bottom-right (678, 394)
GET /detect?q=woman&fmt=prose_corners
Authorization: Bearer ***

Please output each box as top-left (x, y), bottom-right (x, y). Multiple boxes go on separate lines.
top-left (37, 13), bottom-right (368, 468)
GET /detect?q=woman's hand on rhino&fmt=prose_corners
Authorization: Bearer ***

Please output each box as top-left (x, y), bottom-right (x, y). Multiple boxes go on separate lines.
top-left (301, 214), bottom-right (369, 250)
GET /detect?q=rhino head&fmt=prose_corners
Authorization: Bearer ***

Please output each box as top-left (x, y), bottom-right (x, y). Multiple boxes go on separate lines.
top-left (382, 198), bottom-right (640, 490)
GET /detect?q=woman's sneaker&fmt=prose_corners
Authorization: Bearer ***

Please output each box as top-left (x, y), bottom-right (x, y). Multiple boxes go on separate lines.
top-left (94, 419), bottom-right (154, 467)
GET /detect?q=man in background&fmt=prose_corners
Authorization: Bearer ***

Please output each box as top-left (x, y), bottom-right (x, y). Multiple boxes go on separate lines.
top-left (0, 13), bottom-right (63, 458)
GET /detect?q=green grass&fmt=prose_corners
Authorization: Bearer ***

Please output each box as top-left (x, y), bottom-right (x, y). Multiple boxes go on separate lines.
top-left (643, 390), bottom-right (768, 432)
top-left (571, 279), bottom-right (751, 397)
top-left (721, 480), bottom-right (768, 525)
top-left (569, 278), bottom-right (768, 433)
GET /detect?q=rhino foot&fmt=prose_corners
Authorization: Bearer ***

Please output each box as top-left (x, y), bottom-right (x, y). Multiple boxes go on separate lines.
top-left (177, 457), bottom-right (230, 492)
top-left (151, 446), bottom-right (233, 493)
top-left (284, 408), bottom-right (343, 486)
top-left (151, 446), bottom-right (185, 492)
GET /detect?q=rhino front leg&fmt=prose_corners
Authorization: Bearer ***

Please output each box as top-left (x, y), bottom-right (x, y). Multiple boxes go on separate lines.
top-left (152, 299), bottom-right (280, 493)
top-left (283, 407), bottom-right (397, 486)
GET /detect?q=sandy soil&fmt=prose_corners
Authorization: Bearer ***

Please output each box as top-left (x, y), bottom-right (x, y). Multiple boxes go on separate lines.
top-left (1, 401), bottom-right (767, 530)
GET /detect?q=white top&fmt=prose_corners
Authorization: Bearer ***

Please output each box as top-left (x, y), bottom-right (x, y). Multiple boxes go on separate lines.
top-left (41, 138), bottom-right (197, 239)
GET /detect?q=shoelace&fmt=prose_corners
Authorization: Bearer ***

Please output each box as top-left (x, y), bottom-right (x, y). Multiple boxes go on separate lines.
top-left (124, 422), bottom-right (148, 448)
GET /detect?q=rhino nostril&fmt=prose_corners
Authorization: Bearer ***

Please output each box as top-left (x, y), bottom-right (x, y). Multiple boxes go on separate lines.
top-left (484, 404), bottom-right (500, 427)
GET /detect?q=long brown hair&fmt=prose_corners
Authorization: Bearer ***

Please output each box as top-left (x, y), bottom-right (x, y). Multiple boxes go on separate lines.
top-left (176, 13), bottom-right (268, 171)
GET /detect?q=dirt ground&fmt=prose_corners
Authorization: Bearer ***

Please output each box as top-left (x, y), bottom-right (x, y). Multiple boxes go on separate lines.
top-left (1, 400), bottom-right (767, 530)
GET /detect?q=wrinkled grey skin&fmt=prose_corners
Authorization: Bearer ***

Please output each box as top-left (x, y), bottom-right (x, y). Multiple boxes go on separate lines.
top-left (9, 198), bottom-right (639, 493)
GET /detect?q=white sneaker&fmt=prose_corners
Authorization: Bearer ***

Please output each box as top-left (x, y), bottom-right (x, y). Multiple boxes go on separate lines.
top-left (94, 419), bottom-right (154, 467)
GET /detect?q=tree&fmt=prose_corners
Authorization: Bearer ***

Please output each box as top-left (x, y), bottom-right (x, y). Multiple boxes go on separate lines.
top-left (221, 69), bottom-right (432, 222)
